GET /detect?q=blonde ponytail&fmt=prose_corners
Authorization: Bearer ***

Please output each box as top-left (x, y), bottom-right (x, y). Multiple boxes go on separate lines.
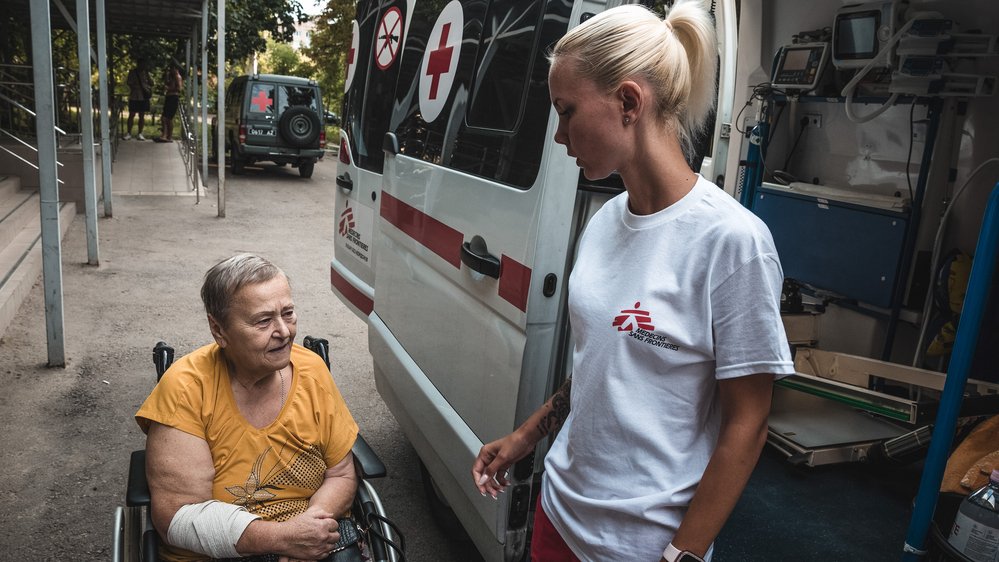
top-left (665, 0), bottom-right (718, 145)
top-left (550, 1), bottom-right (718, 159)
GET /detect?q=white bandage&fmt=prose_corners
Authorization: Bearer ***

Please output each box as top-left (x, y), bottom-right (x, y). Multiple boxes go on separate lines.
top-left (166, 500), bottom-right (261, 558)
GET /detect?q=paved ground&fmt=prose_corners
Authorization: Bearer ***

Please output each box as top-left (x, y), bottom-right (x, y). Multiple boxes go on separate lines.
top-left (0, 141), bottom-right (480, 561)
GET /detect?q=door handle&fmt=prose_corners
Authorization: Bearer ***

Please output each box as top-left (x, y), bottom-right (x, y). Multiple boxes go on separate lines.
top-left (383, 132), bottom-right (399, 155)
top-left (461, 236), bottom-right (501, 279)
top-left (336, 172), bottom-right (353, 192)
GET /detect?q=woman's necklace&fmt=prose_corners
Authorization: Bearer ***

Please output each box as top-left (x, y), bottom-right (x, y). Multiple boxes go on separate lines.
top-left (230, 360), bottom-right (286, 406)
top-left (278, 367), bottom-right (286, 406)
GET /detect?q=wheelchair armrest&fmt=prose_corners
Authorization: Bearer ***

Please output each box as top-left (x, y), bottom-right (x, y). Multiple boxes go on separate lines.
top-left (126, 450), bottom-right (151, 507)
top-left (143, 529), bottom-right (159, 560)
top-left (352, 434), bottom-right (386, 479)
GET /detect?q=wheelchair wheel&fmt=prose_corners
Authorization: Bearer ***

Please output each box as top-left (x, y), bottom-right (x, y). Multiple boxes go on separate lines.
top-left (121, 506), bottom-right (142, 562)
top-left (354, 479), bottom-right (404, 562)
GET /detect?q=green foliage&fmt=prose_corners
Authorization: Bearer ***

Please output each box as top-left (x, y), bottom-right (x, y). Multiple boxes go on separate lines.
top-left (224, 0), bottom-right (306, 63)
top-left (261, 39), bottom-right (303, 76)
top-left (301, 0), bottom-right (355, 116)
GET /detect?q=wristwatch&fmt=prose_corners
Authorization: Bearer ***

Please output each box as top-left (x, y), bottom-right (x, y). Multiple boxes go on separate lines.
top-left (663, 543), bottom-right (706, 562)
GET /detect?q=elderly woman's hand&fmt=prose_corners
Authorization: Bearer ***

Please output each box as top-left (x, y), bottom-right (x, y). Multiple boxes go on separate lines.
top-left (277, 505), bottom-right (341, 561)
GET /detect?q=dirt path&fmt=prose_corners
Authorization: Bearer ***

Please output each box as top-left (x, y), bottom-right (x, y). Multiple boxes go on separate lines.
top-left (0, 161), bottom-right (479, 561)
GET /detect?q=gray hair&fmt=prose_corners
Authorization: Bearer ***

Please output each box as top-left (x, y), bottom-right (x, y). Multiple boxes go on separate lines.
top-left (550, 2), bottom-right (718, 159)
top-left (201, 253), bottom-right (287, 324)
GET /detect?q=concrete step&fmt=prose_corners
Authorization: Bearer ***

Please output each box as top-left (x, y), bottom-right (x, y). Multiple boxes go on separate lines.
top-left (0, 201), bottom-right (76, 339)
top-left (0, 175), bottom-right (21, 201)
top-left (0, 191), bottom-right (41, 252)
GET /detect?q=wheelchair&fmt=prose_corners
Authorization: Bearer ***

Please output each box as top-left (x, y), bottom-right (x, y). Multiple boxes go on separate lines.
top-left (112, 337), bottom-right (403, 562)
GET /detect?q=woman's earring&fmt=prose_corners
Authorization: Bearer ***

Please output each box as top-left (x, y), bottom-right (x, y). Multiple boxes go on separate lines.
top-left (624, 117), bottom-right (630, 125)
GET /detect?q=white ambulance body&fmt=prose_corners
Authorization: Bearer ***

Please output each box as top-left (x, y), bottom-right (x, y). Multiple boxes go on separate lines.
top-left (331, 0), bottom-right (998, 560)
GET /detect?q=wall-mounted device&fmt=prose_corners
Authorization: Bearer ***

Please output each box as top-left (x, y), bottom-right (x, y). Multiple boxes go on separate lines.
top-left (832, 1), bottom-right (903, 69)
top-left (772, 43), bottom-right (830, 91)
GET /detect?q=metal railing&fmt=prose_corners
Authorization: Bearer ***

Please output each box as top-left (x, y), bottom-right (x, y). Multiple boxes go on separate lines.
top-left (0, 90), bottom-right (68, 184)
top-left (0, 63), bottom-right (83, 143)
top-left (176, 101), bottom-right (200, 199)
top-left (0, 61), bottom-right (123, 186)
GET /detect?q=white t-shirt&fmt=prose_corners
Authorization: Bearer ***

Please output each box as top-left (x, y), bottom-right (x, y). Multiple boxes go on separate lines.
top-left (541, 175), bottom-right (795, 561)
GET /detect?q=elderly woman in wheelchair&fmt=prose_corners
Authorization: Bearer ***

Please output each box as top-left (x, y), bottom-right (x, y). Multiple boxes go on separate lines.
top-left (129, 253), bottom-right (382, 562)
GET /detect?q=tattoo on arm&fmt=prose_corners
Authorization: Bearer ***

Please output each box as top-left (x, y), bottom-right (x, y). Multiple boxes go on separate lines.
top-left (536, 376), bottom-right (572, 437)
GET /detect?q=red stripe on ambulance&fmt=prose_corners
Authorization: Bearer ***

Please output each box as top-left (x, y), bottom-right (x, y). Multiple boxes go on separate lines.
top-left (380, 191), bottom-right (463, 268)
top-left (380, 191), bottom-right (534, 312)
top-left (498, 255), bottom-right (531, 312)
top-left (330, 266), bottom-right (373, 316)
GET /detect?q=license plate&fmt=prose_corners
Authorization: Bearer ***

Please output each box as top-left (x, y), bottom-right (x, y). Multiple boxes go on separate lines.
top-left (248, 128), bottom-right (275, 136)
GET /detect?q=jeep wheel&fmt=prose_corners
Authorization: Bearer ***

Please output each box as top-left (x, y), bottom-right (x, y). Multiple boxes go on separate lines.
top-left (278, 106), bottom-right (321, 148)
top-left (299, 161), bottom-right (315, 178)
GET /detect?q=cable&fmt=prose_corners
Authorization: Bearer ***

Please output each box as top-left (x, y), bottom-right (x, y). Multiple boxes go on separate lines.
top-left (912, 157), bottom-right (999, 367)
top-left (734, 83), bottom-right (789, 135)
top-left (767, 102), bottom-right (786, 147)
top-left (905, 98), bottom-right (917, 202)
top-left (783, 117), bottom-right (808, 172)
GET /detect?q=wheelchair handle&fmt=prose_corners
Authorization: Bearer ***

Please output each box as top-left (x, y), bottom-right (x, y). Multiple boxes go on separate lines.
top-left (153, 342), bottom-right (174, 381)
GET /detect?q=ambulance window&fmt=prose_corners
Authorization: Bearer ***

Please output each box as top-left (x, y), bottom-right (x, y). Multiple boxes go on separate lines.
top-left (341, 0), bottom-right (381, 171)
top-left (466, 0), bottom-right (545, 131)
top-left (392, 0), bottom-right (572, 189)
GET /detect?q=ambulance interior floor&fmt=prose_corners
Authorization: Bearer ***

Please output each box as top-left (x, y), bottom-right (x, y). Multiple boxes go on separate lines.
top-left (715, 446), bottom-right (924, 561)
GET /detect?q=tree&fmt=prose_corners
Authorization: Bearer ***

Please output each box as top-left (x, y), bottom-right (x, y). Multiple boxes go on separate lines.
top-left (223, 0), bottom-right (307, 64)
top-left (301, 0), bottom-right (354, 114)
top-left (261, 38), bottom-right (303, 76)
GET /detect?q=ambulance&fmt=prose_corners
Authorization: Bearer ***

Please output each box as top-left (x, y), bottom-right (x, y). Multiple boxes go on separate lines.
top-left (330, 0), bottom-right (998, 560)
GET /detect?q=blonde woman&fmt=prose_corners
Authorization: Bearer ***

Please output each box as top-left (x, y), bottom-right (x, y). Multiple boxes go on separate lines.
top-left (472, 3), bottom-right (794, 561)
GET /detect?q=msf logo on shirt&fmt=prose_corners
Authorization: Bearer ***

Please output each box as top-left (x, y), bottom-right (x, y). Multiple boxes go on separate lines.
top-left (613, 302), bottom-right (655, 332)
top-left (613, 301), bottom-right (679, 351)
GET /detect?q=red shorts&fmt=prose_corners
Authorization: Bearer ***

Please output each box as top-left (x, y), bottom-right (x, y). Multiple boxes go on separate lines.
top-left (531, 495), bottom-right (580, 562)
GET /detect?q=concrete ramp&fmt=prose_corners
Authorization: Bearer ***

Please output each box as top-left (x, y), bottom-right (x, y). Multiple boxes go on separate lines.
top-left (112, 138), bottom-right (206, 197)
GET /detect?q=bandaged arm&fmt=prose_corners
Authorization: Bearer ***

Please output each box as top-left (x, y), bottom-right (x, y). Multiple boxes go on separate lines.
top-left (147, 422), bottom-right (344, 560)
top-left (147, 423), bottom-right (258, 557)
top-left (166, 500), bottom-right (260, 558)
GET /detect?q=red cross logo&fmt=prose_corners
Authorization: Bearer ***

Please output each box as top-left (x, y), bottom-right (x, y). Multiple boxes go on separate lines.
top-left (426, 23), bottom-right (453, 100)
top-left (346, 19), bottom-right (360, 93)
top-left (251, 90), bottom-right (272, 112)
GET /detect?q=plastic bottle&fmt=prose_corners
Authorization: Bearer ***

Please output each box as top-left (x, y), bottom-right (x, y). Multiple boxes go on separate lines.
top-left (949, 469), bottom-right (999, 562)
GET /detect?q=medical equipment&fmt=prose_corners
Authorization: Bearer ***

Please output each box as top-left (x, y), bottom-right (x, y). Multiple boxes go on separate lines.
top-left (771, 43), bottom-right (830, 92)
top-left (832, 1), bottom-right (904, 70)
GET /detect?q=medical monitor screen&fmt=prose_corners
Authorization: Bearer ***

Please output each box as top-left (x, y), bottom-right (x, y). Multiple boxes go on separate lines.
top-left (836, 11), bottom-right (879, 60)
top-left (783, 49), bottom-right (810, 71)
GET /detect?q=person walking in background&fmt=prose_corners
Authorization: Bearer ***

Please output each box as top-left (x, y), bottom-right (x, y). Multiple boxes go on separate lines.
top-left (471, 3), bottom-right (795, 562)
top-left (155, 63), bottom-right (183, 143)
top-left (124, 58), bottom-right (152, 140)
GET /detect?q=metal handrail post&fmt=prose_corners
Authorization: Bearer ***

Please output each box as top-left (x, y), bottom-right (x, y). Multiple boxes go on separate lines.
top-left (29, 0), bottom-right (66, 367)
top-left (217, 0), bottom-right (225, 218)
top-left (902, 181), bottom-right (999, 560)
top-left (190, 23), bottom-right (200, 198)
top-left (201, 0), bottom-right (209, 191)
top-left (76, 0), bottom-right (99, 265)
top-left (97, 0), bottom-right (113, 217)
